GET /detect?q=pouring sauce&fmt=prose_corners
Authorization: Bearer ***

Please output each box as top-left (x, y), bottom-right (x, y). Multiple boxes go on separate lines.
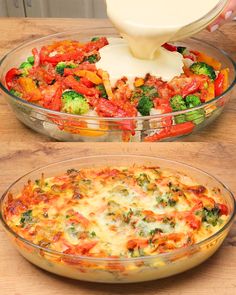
top-left (97, 0), bottom-right (220, 85)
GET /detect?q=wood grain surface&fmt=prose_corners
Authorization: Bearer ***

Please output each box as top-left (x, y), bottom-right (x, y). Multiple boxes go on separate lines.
top-left (0, 142), bottom-right (235, 295)
top-left (0, 18), bottom-right (236, 143)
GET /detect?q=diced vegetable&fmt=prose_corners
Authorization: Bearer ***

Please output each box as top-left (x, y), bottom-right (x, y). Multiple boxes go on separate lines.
top-left (214, 68), bottom-right (229, 96)
top-left (62, 91), bottom-right (90, 115)
top-left (137, 96), bottom-right (154, 116)
top-left (55, 62), bottom-right (76, 75)
top-left (190, 62), bottom-right (216, 81)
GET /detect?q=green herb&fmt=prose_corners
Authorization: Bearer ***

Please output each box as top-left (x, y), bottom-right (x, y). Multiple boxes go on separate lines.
top-left (123, 208), bottom-right (133, 223)
top-left (202, 207), bottom-right (220, 226)
top-left (20, 210), bottom-right (33, 226)
top-left (89, 231), bottom-right (97, 238)
top-left (96, 84), bottom-right (108, 98)
top-left (137, 173), bottom-right (150, 187)
top-left (149, 228), bottom-right (163, 236)
top-left (35, 179), bottom-right (40, 186)
top-left (85, 54), bottom-right (98, 64)
top-left (91, 37), bottom-right (100, 42)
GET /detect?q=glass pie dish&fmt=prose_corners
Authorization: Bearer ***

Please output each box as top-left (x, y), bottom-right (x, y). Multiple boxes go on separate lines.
top-left (0, 29), bottom-right (235, 142)
top-left (0, 155), bottom-right (235, 283)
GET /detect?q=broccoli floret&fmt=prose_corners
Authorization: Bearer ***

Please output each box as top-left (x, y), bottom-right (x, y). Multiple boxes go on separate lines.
top-left (190, 62), bottom-right (216, 80)
top-left (139, 85), bottom-right (158, 99)
top-left (19, 58), bottom-right (34, 76)
top-left (10, 89), bottom-right (22, 98)
top-left (202, 207), bottom-right (220, 227)
top-left (177, 46), bottom-right (188, 55)
top-left (170, 95), bottom-right (204, 125)
top-left (132, 85), bottom-right (158, 106)
top-left (20, 210), bottom-right (33, 227)
top-left (10, 89), bottom-right (22, 97)
top-left (19, 62), bottom-right (32, 70)
top-left (19, 56), bottom-right (35, 72)
top-left (185, 95), bottom-right (201, 107)
top-left (185, 95), bottom-right (205, 125)
top-left (62, 91), bottom-right (89, 115)
top-left (170, 95), bottom-right (188, 124)
top-left (91, 37), bottom-right (100, 42)
top-left (27, 56), bottom-right (35, 65)
top-left (170, 95), bottom-right (187, 111)
top-left (55, 62), bottom-right (76, 75)
top-left (137, 96), bottom-right (154, 116)
top-left (96, 84), bottom-right (108, 98)
top-left (85, 54), bottom-right (99, 64)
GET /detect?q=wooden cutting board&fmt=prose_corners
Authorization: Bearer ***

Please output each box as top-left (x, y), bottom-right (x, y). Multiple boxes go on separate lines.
top-left (0, 18), bottom-right (236, 143)
top-left (0, 142), bottom-right (235, 295)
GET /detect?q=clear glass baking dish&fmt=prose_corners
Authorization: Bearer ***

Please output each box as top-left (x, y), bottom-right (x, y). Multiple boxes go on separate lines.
top-left (0, 155), bottom-right (235, 283)
top-left (172, 0), bottom-right (230, 41)
top-left (0, 29), bottom-right (235, 142)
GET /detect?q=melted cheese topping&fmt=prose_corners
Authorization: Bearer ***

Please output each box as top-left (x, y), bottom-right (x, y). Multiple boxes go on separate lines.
top-left (4, 166), bottom-right (229, 259)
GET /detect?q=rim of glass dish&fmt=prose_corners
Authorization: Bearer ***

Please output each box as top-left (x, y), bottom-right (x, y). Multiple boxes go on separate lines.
top-left (0, 27), bottom-right (235, 121)
top-left (0, 155), bottom-right (235, 262)
top-left (173, 0), bottom-right (229, 39)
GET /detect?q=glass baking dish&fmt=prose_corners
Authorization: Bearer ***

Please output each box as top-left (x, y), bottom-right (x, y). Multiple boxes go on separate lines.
top-left (0, 155), bottom-right (235, 283)
top-left (172, 0), bottom-right (230, 41)
top-left (0, 29), bottom-right (235, 142)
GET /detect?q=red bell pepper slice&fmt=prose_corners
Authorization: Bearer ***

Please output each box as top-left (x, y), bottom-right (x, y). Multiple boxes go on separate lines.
top-left (63, 65), bottom-right (97, 77)
top-left (144, 122), bottom-right (195, 142)
top-left (32, 48), bottom-right (40, 67)
top-left (182, 79), bottom-right (200, 97)
top-left (80, 77), bottom-right (94, 88)
top-left (162, 43), bottom-right (177, 52)
top-left (41, 82), bottom-right (63, 111)
top-left (214, 72), bottom-right (224, 96)
top-left (40, 47), bottom-right (84, 65)
top-left (63, 75), bottom-right (99, 97)
top-left (5, 68), bottom-right (21, 90)
top-left (84, 37), bottom-right (109, 52)
top-left (95, 98), bottom-right (136, 134)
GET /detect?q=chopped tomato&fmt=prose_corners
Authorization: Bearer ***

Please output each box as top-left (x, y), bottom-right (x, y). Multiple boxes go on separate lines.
top-left (217, 203), bottom-right (229, 216)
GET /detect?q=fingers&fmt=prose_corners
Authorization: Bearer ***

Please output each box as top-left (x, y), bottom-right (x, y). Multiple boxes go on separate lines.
top-left (208, 0), bottom-right (236, 32)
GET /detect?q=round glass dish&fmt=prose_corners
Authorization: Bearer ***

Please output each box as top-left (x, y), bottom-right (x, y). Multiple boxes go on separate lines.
top-left (0, 155), bottom-right (235, 283)
top-left (0, 29), bottom-right (235, 142)
top-left (172, 0), bottom-right (230, 41)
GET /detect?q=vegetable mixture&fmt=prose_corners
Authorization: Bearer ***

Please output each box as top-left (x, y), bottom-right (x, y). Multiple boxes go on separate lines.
top-left (4, 166), bottom-right (229, 259)
top-left (5, 38), bottom-right (230, 141)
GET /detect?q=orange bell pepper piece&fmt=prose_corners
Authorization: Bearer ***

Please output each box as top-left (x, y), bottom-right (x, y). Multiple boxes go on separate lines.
top-left (221, 68), bottom-right (230, 92)
top-left (18, 77), bottom-right (41, 101)
top-left (74, 70), bottom-right (102, 85)
top-left (134, 78), bottom-right (145, 88)
top-left (202, 82), bottom-right (215, 102)
top-left (196, 51), bottom-right (222, 71)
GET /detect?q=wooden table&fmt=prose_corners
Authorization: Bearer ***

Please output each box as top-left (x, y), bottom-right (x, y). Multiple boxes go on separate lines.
top-left (0, 18), bottom-right (236, 143)
top-left (0, 142), bottom-right (235, 295)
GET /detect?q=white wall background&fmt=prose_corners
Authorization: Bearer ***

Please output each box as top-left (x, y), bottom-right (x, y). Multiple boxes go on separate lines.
top-left (0, 0), bottom-right (108, 17)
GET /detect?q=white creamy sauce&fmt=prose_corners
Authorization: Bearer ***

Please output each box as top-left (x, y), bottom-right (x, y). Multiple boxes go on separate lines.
top-left (97, 38), bottom-right (184, 86)
top-left (97, 0), bottom-right (219, 86)
top-left (106, 0), bottom-right (220, 59)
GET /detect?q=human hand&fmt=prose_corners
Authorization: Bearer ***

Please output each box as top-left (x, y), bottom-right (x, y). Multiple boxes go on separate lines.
top-left (208, 0), bottom-right (236, 32)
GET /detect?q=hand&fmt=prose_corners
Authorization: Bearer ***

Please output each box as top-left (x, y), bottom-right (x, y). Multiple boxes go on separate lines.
top-left (208, 0), bottom-right (236, 32)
